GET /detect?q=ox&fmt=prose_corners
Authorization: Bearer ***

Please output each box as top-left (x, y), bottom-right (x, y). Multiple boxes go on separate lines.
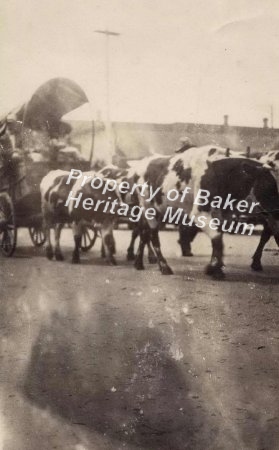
top-left (99, 163), bottom-right (158, 263)
top-left (178, 149), bottom-right (279, 271)
top-left (100, 148), bottom-right (240, 263)
top-left (133, 147), bottom-right (279, 278)
top-left (40, 170), bottom-right (117, 265)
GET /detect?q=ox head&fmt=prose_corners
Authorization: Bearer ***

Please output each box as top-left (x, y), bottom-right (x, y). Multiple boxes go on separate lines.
top-left (203, 157), bottom-right (279, 236)
top-left (241, 160), bottom-right (279, 238)
top-left (99, 165), bottom-right (128, 181)
top-left (259, 151), bottom-right (279, 193)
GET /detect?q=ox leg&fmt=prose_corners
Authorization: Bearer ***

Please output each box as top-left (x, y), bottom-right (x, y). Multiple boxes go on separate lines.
top-left (251, 224), bottom-right (272, 271)
top-left (199, 212), bottom-right (225, 279)
top-left (72, 221), bottom-right (82, 264)
top-left (101, 220), bottom-right (117, 266)
top-left (43, 215), bottom-right (54, 260)
top-left (54, 223), bottom-right (64, 261)
top-left (178, 224), bottom-right (199, 257)
top-left (101, 237), bottom-right (115, 258)
top-left (128, 224), bottom-right (157, 264)
top-left (134, 226), bottom-right (149, 270)
top-left (150, 228), bottom-right (173, 275)
top-left (111, 233), bottom-right (116, 255)
top-left (147, 242), bottom-right (157, 264)
top-left (127, 226), bottom-right (137, 261)
top-left (205, 233), bottom-right (225, 279)
top-left (101, 242), bottom-right (106, 258)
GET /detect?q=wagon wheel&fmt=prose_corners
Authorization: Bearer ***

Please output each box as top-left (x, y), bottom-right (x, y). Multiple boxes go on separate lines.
top-left (81, 224), bottom-right (98, 252)
top-left (0, 194), bottom-right (17, 257)
top-left (28, 226), bottom-right (46, 247)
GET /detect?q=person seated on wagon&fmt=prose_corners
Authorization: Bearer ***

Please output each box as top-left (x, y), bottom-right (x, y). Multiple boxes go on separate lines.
top-left (175, 136), bottom-right (195, 153)
top-left (0, 118), bottom-right (22, 172)
top-left (48, 122), bottom-right (85, 166)
top-left (0, 118), bottom-right (29, 198)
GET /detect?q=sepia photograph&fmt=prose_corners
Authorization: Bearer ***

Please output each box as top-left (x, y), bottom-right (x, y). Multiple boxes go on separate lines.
top-left (0, 1), bottom-right (279, 449)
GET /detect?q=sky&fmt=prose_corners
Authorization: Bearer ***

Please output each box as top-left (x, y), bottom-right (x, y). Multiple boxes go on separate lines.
top-left (1, 0), bottom-right (279, 127)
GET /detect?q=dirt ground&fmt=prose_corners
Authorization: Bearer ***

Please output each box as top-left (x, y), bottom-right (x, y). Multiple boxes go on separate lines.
top-left (0, 228), bottom-right (278, 450)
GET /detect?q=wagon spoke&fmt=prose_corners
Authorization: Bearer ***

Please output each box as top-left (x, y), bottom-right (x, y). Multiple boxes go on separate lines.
top-left (80, 225), bottom-right (98, 252)
top-left (28, 226), bottom-right (46, 247)
top-left (86, 229), bottom-right (92, 241)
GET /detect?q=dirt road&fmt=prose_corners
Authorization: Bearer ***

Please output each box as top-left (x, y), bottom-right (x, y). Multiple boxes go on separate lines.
top-left (0, 229), bottom-right (278, 450)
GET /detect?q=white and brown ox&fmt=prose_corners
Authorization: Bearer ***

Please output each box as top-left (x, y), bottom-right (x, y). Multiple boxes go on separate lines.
top-left (40, 169), bottom-right (118, 265)
top-left (132, 146), bottom-right (279, 278)
top-left (99, 160), bottom-right (163, 264)
top-left (100, 148), bottom-right (240, 264)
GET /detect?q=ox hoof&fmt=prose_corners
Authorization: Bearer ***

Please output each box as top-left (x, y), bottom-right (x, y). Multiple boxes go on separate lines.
top-left (182, 251), bottom-right (193, 257)
top-left (212, 270), bottom-right (225, 280)
top-left (205, 264), bottom-right (225, 280)
top-left (127, 252), bottom-right (136, 261)
top-left (148, 255), bottom-right (157, 264)
top-left (135, 260), bottom-right (145, 271)
top-left (72, 254), bottom-right (80, 264)
top-left (251, 261), bottom-right (263, 272)
top-left (55, 252), bottom-right (64, 261)
top-left (46, 247), bottom-right (53, 260)
top-left (108, 257), bottom-right (117, 266)
top-left (160, 265), bottom-right (173, 275)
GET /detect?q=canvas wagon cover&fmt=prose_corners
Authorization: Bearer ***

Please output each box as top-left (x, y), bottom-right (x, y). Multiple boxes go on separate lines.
top-left (13, 78), bottom-right (92, 224)
top-left (23, 77), bottom-right (88, 132)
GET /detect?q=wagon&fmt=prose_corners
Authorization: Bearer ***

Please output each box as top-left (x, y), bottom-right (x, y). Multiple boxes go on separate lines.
top-left (0, 77), bottom-right (98, 257)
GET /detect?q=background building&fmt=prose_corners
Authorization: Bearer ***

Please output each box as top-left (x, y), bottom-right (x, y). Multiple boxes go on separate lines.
top-left (69, 115), bottom-right (279, 162)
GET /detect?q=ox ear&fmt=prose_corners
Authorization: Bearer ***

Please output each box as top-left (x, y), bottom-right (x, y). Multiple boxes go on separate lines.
top-left (263, 162), bottom-right (275, 170)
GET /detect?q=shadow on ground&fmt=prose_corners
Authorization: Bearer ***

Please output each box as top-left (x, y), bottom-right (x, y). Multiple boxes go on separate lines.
top-left (23, 306), bottom-right (216, 449)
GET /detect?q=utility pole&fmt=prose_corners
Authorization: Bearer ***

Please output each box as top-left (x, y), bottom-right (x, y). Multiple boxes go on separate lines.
top-left (270, 104), bottom-right (274, 129)
top-left (95, 29), bottom-right (120, 153)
